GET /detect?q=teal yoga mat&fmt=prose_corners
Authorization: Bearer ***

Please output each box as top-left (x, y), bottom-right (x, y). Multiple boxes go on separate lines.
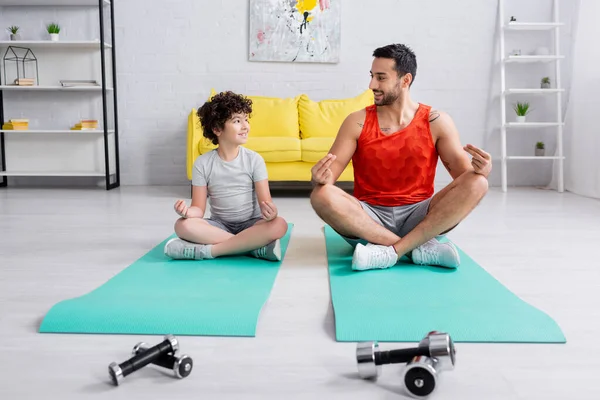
top-left (39, 224), bottom-right (293, 337)
top-left (324, 225), bottom-right (566, 343)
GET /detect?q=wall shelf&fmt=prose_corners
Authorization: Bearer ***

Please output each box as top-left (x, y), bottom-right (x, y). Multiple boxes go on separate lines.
top-left (506, 156), bottom-right (565, 160)
top-left (0, 85), bottom-right (113, 91)
top-left (0, 171), bottom-right (104, 177)
top-left (0, 0), bottom-right (110, 6)
top-left (504, 55), bottom-right (564, 63)
top-left (505, 88), bottom-right (564, 95)
top-left (0, 41), bottom-right (112, 49)
top-left (504, 122), bottom-right (564, 128)
top-left (498, 0), bottom-right (565, 192)
top-left (0, 129), bottom-right (113, 134)
top-left (0, 0), bottom-right (119, 190)
top-left (504, 22), bottom-right (564, 30)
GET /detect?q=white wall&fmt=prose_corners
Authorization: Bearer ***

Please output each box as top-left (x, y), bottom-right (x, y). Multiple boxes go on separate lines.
top-left (0, 0), bottom-right (580, 188)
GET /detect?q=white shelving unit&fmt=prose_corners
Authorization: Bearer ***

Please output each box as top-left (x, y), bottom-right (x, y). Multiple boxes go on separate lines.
top-left (498, 0), bottom-right (565, 192)
top-left (0, 0), bottom-right (119, 189)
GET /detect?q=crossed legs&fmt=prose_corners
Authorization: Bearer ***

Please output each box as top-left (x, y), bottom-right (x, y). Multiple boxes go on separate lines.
top-left (165, 217), bottom-right (288, 261)
top-left (310, 170), bottom-right (488, 266)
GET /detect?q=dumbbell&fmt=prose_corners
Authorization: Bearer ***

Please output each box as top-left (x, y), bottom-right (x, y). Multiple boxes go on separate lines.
top-left (132, 342), bottom-right (193, 379)
top-left (108, 335), bottom-right (179, 386)
top-left (356, 331), bottom-right (455, 398)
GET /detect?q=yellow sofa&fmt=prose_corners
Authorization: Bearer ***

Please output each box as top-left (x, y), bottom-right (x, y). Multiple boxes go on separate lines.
top-left (186, 89), bottom-right (374, 183)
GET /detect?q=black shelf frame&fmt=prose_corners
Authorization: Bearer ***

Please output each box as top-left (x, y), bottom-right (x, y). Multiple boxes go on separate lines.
top-left (0, 0), bottom-right (120, 190)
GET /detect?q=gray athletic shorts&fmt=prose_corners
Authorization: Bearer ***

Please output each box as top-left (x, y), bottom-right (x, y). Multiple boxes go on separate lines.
top-left (205, 217), bottom-right (263, 235)
top-left (341, 197), bottom-right (432, 247)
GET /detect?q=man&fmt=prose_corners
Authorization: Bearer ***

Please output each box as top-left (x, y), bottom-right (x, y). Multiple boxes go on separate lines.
top-left (310, 44), bottom-right (491, 271)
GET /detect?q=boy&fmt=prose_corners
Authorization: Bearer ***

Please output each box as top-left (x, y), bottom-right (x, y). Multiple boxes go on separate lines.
top-left (164, 91), bottom-right (288, 261)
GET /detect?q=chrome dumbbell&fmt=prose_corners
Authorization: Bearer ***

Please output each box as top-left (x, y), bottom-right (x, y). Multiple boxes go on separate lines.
top-left (356, 331), bottom-right (456, 398)
top-left (132, 342), bottom-right (193, 379)
top-left (109, 335), bottom-right (179, 386)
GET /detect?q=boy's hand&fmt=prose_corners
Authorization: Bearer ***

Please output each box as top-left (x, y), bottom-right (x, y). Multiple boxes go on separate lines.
top-left (174, 199), bottom-right (189, 218)
top-left (261, 201), bottom-right (278, 221)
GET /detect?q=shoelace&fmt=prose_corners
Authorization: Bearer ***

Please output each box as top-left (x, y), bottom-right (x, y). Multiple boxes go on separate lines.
top-left (183, 247), bottom-right (195, 259)
top-left (365, 246), bottom-right (395, 267)
top-left (254, 246), bottom-right (266, 258)
top-left (419, 245), bottom-right (441, 264)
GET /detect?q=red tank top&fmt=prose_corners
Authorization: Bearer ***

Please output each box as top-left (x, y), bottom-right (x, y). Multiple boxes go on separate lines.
top-left (352, 103), bottom-right (438, 206)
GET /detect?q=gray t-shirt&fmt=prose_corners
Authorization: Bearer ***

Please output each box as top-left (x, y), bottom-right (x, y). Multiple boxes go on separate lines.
top-left (192, 147), bottom-right (268, 223)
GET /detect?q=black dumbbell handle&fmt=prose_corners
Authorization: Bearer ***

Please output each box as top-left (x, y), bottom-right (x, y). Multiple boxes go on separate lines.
top-left (119, 339), bottom-right (175, 378)
top-left (375, 347), bottom-right (428, 365)
top-left (134, 346), bottom-right (178, 370)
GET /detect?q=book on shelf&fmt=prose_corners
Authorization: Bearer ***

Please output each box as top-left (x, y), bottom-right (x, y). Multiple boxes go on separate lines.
top-left (71, 119), bottom-right (98, 130)
top-left (2, 119), bottom-right (29, 130)
top-left (13, 78), bottom-right (35, 86)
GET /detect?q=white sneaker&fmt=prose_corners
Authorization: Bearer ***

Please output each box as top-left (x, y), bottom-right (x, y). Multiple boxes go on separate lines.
top-left (250, 239), bottom-right (282, 261)
top-left (352, 243), bottom-right (398, 271)
top-left (411, 238), bottom-right (460, 269)
top-left (164, 238), bottom-right (212, 260)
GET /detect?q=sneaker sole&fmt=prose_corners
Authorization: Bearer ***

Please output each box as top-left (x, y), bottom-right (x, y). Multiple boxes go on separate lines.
top-left (273, 239), bottom-right (282, 261)
top-left (164, 238), bottom-right (179, 256)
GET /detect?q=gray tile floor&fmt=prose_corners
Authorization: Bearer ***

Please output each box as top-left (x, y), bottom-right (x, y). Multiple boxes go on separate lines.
top-left (0, 185), bottom-right (598, 399)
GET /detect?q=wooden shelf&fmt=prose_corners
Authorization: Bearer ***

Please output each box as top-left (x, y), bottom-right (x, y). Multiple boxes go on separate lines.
top-left (0, 171), bottom-right (104, 177)
top-left (0, 40), bottom-right (111, 49)
top-left (505, 55), bottom-right (564, 63)
top-left (0, 85), bottom-right (113, 91)
top-left (504, 22), bottom-right (564, 30)
top-left (0, 129), bottom-right (112, 134)
top-left (0, 0), bottom-right (110, 6)
top-left (505, 88), bottom-right (564, 95)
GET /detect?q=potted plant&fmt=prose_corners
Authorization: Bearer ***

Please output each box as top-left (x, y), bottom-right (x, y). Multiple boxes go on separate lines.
top-left (513, 101), bottom-right (531, 123)
top-left (541, 77), bottom-right (551, 89)
top-left (47, 23), bottom-right (60, 41)
top-left (535, 141), bottom-right (545, 156)
top-left (7, 26), bottom-right (20, 41)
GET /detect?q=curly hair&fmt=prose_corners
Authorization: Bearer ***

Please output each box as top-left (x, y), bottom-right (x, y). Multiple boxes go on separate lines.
top-left (197, 91), bottom-right (253, 145)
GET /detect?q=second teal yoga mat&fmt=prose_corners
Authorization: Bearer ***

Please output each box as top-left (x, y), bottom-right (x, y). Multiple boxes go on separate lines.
top-left (39, 224), bottom-right (293, 337)
top-left (324, 225), bottom-right (566, 343)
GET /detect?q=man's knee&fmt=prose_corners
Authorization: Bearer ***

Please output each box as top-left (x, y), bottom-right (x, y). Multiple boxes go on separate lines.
top-left (463, 171), bottom-right (489, 199)
top-left (310, 184), bottom-right (336, 212)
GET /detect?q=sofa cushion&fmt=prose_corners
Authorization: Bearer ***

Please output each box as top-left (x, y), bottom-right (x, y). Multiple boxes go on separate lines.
top-left (199, 137), bottom-right (301, 163)
top-left (301, 137), bottom-right (334, 162)
top-left (298, 89), bottom-right (374, 139)
top-left (246, 94), bottom-right (301, 138)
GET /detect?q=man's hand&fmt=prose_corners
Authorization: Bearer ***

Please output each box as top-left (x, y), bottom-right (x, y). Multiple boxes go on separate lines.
top-left (311, 153), bottom-right (336, 185)
top-left (464, 144), bottom-right (492, 178)
top-left (261, 201), bottom-right (278, 221)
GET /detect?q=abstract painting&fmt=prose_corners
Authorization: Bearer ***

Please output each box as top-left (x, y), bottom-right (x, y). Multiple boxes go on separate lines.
top-left (249, 0), bottom-right (340, 63)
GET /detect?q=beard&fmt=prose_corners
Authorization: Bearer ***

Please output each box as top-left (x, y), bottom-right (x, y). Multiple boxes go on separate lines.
top-left (373, 86), bottom-right (402, 106)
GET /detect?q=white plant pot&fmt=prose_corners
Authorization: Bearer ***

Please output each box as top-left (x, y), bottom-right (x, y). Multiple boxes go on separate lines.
top-left (516, 116), bottom-right (526, 123)
top-left (535, 148), bottom-right (545, 156)
top-left (50, 33), bottom-right (59, 41)
top-left (10, 33), bottom-right (20, 41)
top-left (541, 82), bottom-right (551, 89)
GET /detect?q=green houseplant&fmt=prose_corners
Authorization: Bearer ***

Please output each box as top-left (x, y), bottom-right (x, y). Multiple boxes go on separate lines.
top-left (541, 77), bottom-right (551, 89)
top-left (513, 101), bottom-right (531, 123)
top-left (7, 26), bottom-right (20, 41)
top-left (535, 141), bottom-right (545, 156)
top-left (47, 23), bottom-right (60, 41)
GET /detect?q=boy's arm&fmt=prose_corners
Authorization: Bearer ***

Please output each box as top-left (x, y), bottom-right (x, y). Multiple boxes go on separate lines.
top-left (186, 185), bottom-right (208, 218)
top-left (252, 153), bottom-right (278, 220)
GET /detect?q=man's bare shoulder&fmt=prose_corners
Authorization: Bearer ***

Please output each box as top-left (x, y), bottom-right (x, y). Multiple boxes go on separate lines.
top-left (340, 108), bottom-right (367, 138)
top-left (428, 109), bottom-right (459, 141)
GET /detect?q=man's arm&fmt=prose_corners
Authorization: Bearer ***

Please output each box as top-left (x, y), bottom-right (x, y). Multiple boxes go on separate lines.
top-left (430, 110), bottom-right (474, 180)
top-left (313, 110), bottom-right (364, 185)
